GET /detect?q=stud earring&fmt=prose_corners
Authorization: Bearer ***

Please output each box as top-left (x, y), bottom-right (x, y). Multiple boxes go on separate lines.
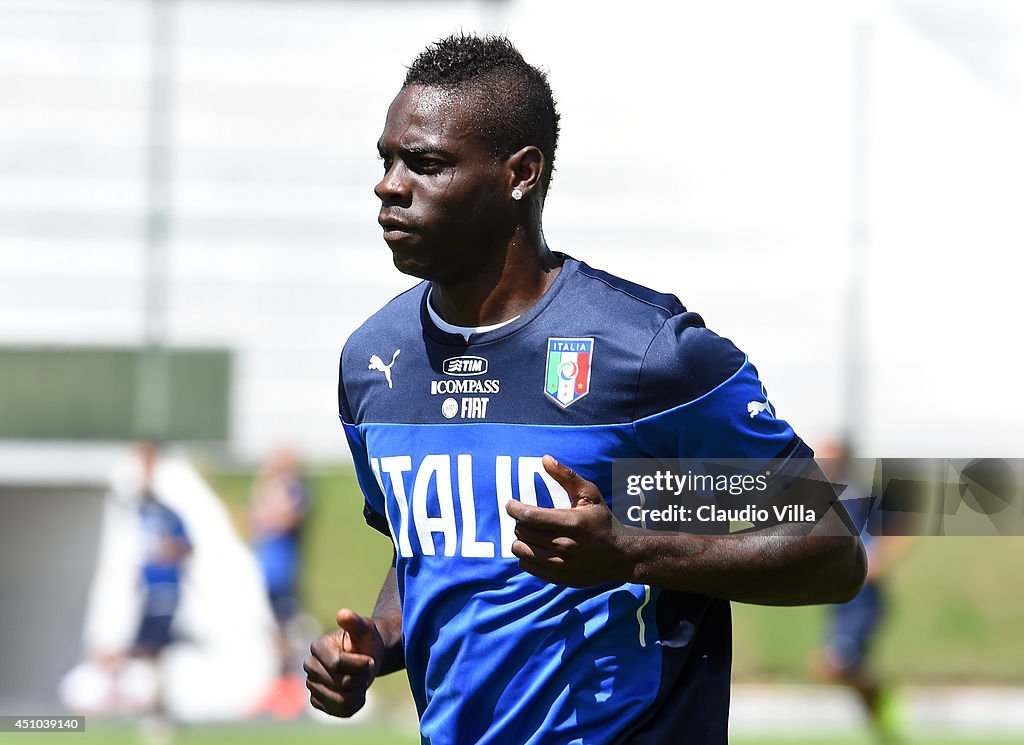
top-left (511, 187), bottom-right (524, 201)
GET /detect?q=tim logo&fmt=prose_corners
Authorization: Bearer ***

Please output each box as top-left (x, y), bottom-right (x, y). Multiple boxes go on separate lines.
top-left (443, 356), bottom-right (488, 376)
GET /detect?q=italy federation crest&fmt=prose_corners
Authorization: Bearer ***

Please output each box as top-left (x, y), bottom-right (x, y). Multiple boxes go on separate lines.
top-left (545, 337), bottom-right (594, 408)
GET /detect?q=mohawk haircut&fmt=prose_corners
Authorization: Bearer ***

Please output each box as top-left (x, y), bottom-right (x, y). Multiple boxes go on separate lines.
top-left (404, 33), bottom-right (561, 195)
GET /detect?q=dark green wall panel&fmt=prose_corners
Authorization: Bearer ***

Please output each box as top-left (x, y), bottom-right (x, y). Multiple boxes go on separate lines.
top-left (0, 347), bottom-right (230, 440)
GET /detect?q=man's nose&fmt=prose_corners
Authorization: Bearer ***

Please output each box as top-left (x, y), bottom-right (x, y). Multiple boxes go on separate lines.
top-left (374, 163), bottom-right (410, 203)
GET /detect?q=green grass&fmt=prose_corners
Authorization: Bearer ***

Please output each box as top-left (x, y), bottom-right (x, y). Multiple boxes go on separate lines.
top-left (0, 723), bottom-right (419, 745)
top-left (1, 723), bottom-right (1020, 745)
top-left (203, 464), bottom-right (1024, 704)
top-left (731, 739), bottom-right (1021, 745)
top-left (731, 537), bottom-right (1024, 684)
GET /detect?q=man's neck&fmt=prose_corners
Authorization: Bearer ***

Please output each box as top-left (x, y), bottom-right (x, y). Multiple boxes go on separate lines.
top-left (430, 231), bottom-right (562, 327)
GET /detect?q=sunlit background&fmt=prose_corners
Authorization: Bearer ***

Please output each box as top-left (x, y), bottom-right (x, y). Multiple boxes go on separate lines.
top-left (1, 1), bottom-right (1022, 743)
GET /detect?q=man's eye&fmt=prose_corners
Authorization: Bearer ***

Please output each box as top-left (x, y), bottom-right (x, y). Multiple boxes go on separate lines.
top-left (378, 155), bottom-right (393, 170)
top-left (413, 158), bottom-right (445, 173)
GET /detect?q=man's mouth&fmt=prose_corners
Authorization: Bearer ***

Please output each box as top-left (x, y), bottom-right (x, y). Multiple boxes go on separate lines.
top-left (379, 215), bottom-right (416, 239)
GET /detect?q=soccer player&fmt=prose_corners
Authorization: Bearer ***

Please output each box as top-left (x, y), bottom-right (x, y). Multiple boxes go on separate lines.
top-left (304, 34), bottom-right (866, 744)
top-left (249, 446), bottom-right (312, 718)
top-left (132, 441), bottom-right (192, 662)
top-left (131, 440), bottom-right (191, 739)
top-left (812, 438), bottom-right (914, 743)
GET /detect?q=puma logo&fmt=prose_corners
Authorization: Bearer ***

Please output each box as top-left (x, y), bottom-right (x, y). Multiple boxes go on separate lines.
top-left (747, 384), bottom-right (774, 418)
top-left (369, 349), bottom-right (401, 389)
top-left (747, 400), bottom-right (772, 418)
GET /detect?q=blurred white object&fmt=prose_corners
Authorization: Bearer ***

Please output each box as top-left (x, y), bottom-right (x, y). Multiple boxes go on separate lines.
top-left (117, 658), bottom-right (161, 712)
top-left (58, 659), bottom-right (116, 714)
top-left (57, 656), bottom-right (158, 715)
top-left (75, 448), bottom-right (278, 720)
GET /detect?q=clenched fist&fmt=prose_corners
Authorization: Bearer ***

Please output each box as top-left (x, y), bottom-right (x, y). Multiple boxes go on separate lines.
top-left (303, 608), bottom-right (385, 717)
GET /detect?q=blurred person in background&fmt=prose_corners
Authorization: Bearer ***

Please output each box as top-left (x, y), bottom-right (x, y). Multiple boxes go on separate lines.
top-left (132, 440), bottom-right (193, 664)
top-left (249, 446), bottom-right (311, 719)
top-left (130, 440), bottom-right (192, 741)
top-left (812, 437), bottom-right (915, 744)
top-left (61, 440), bottom-right (192, 742)
top-left (58, 435), bottom-right (284, 726)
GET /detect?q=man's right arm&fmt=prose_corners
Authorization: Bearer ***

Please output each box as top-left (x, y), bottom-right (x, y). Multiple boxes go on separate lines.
top-left (304, 559), bottom-right (404, 717)
top-left (370, 563), bottom-right (404, 675)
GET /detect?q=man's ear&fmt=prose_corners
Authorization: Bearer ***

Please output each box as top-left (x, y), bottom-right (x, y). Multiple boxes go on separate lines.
top-left (506, 146), bottom-right (545, 199)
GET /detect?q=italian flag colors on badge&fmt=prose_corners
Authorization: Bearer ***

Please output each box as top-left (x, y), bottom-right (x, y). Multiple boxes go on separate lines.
top-left (545, 337), bottom-right (594, 408)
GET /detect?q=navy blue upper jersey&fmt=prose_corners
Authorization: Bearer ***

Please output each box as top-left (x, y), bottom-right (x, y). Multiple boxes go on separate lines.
top-left (339, 255), bottom-right (811, 745)
top-left (138, 495), bottom-right (191, 589)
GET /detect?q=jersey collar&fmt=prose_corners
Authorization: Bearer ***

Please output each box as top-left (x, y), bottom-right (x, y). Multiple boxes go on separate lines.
top-left (420, 253), bottom-right (577, 347)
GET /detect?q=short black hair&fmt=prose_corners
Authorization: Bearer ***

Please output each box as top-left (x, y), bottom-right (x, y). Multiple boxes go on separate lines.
top-left (404, 33), bottom-right (561, 195)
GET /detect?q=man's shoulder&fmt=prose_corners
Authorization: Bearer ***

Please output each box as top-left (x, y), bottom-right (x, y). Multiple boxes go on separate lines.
top-left (560, 258), bottom-right (749, 416)
top-left (573, 260), bottom-right (684, 316)
top-left (342, 281), bottom-right (426, 361)
top-left (569, 258), bottom-right (739, 376)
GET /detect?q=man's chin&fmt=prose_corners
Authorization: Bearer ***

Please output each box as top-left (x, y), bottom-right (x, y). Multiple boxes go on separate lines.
top-left (390, 252), bottom-right (434, 281)
top-left (391, 254), bottom-right (472, 286)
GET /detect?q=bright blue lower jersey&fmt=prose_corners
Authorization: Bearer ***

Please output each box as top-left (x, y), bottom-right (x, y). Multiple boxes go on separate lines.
top-left (339, 255), bottom-right (811, 744)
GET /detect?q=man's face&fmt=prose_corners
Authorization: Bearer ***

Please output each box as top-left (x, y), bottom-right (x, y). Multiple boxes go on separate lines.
top-left (375, 85), bottom-right (511, 283)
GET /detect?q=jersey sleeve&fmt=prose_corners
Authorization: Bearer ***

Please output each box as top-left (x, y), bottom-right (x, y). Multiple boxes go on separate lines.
top-left (633, 312), bottom-right (811, 462)
top-left (631, 313), bottom-right (830, 527)
top-left (339, 353), bottom-right (391, 538)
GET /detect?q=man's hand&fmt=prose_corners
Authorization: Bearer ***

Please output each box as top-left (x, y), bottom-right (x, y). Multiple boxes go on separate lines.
top-left (304, 608), bottom-right (385, 717)
top-left (505, 455), bottom-right (636, 587)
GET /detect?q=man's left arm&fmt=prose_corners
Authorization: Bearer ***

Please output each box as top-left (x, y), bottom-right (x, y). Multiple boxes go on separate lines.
top-left (506, 455), bottom-right (866, 606)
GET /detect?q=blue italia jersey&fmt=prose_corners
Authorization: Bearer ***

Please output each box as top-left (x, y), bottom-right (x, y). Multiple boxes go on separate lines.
top-left (339, 256), bottom-right (811, 745)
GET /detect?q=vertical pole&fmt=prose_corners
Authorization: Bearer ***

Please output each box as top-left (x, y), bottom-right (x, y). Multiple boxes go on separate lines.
top-left (845, 22), bottom-right (872, 453)
top-left (136, 0), bottom-right (176, 440)
top-left (479, 0), bottom-right (512, 34)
